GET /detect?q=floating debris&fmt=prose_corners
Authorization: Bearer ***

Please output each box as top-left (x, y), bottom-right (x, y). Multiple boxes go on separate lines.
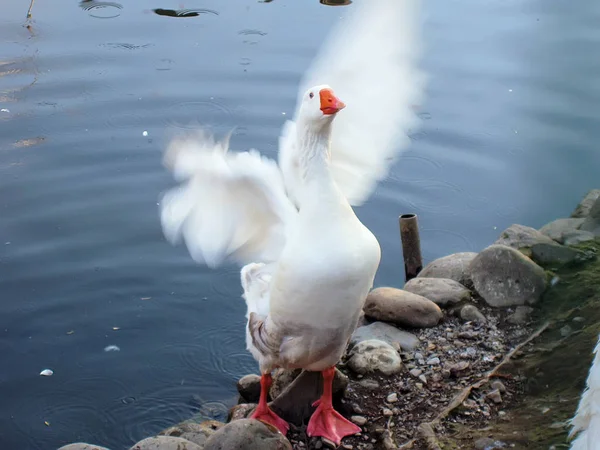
top-left (104, 345), bottom-right (120, 352)
top-left (13, 137), bottom-right (46, 148)
top-left (1, 108), bottom-right (9, 113)
top-left (140, 297), bottom-right (151, 301)
top-left (112, 326), bottom-right (120, 331)
top-left (44, 421), bottom-right (50, 427)
top-left (66, 330), bottom-right (75, 335)
top-left (39, 369), bottom-right (53, 376)
top-left (142, 130), bottom-right (148, 137)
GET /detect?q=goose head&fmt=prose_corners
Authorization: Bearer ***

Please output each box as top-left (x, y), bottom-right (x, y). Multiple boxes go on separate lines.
top-left (297, 84), bottom-right (346, 130)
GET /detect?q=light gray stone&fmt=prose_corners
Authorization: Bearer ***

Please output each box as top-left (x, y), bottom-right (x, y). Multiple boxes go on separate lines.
top-left (581, 196), bottom-right (600, 235)
top-left (160, 421), bottom-right (225, 447)
top-left (496, 224), bottom-right (556, 249)
top-left (203, 419), bottom-right (292, 450)
top-left (58, 445), bottom-right (110, 450)
top-left (571, 189), bottom-right (600, 218)
top-left (364, 287), bottom-right (443, 328)
top-left (539, 218), bottom-right (586, 243)
top-left (349, 321), bottom-right (419, 351)
top-left (403, 277), bottom-right (471, 307)
top-left (130, 436), bottom-right (203, 450)
top-left (496, 224), bottom-right (588, 266)
top-left (228, 403), bottom-right (256, 422)
top-left (417, 252), bottom-right (477, 287)
top-left (563, 230), bottom-right (596, 246)
top-left (236, 374), bottom-right (261, 403)
top-left (347, 339), bottom-right (402, 375)
top-left (460, 304), bottom-right (487, 323)
top-left (506, 306), bottom-right (534, 325)
top-left (530, 242), bottom-right (589, 266)
top-left (469, 244), bottom-right (547, 308)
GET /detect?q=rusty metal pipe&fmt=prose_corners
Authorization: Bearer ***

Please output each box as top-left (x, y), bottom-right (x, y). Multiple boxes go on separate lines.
top-left (399, 213), bottom-right (423, 282)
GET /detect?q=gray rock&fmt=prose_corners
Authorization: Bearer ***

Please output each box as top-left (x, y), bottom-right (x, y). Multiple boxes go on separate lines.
top-left (496, 224), bottom-right (587, 266)
top-left (470, 244), bottom-right (547, 308)
top-left (506, 306), bottom-right (534, 325)
top-left (130, 436), bottom-right (203, 450)
top-left (269, 368), bottom-right (301, 400)
top-left (539, 218), bottom-right (585, 243)
top-left (160, 421), bottom-right (225, 447)
top-left (386, 393), bottom-right (398, 403)
top-left (491, 380), bottom-right (507, 393)
top-left (351, 415), bottom-right (368, 426)
top-left (357, 379), bottom-right (380, 390)
top-left (228, 403), bottom-right (256, 422)
top-left (203, 419), bottom-right (292, 450)
top-left (563, 230), bottom-right (595, 246)
top-left (460, 304), bottom-right (487, 323)
top-left (236, 374), bottom-right (261, 403)
top-left (486, 389), bottom-right (503, 404)
top-left (58, 445), bottom-right (110, 450)
top-left (403, 277), bottom-right (471, 307)
top-left (581, 196), bottom-right (600, 235)
top-left (347, 339), bottom-right (402, 375)
top-left (530, 242), bottom-right (588, 266)
top-left (363, 287), bottom-right (443, 328)
top-left (349, 321), bottom-right (419, 351)
top-left (571, 189), bottom-right (600, 218)
top-left (496, 224), bottom-right (556, 250)
top-left (417, 252), bottom-right (477, 287)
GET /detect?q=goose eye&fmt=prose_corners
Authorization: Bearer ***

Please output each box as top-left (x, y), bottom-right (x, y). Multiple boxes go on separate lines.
top-left (309, 92), bottom-right (314, 99)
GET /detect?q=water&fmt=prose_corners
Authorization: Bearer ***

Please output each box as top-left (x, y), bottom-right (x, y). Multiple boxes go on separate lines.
top-left (1, 0), bottom-right (599, 448)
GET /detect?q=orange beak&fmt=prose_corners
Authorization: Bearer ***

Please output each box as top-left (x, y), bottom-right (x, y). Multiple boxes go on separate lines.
top-left (319, 88), bottom-right (346, 115)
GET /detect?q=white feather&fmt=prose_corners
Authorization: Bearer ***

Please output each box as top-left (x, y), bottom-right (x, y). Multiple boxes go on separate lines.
top-left (569, 333), bottom-right (600, 450)
top-left (279, 0), bottom-right (426, 206)
top-left (160, 131), bottom-right (297, 268)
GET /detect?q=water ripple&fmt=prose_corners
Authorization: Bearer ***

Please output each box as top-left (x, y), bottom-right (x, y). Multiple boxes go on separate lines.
top-left (164, 100), bottom-right (234, 131)
top-left (153, 8), bottom-right (219, 18)
top-left (79, 0), bottom-right (123, 19)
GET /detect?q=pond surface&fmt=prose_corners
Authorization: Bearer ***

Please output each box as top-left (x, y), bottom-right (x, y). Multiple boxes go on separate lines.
top-left (1, 0), bottom-right (599, 448)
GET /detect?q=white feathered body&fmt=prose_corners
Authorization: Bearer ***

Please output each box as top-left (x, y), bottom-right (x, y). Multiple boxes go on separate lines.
top-left (160, 0), bottom-right (424, 375)
top-left (570, 334), bottom-right (600, 450)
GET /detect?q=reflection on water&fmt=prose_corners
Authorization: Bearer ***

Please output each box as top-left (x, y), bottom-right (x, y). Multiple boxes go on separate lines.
top-left (152, 8), bottom-right (219, 18)
top-left (79, 0), bottom-right (123, 19)
top-left (1, 0), bottom-right (600, 449)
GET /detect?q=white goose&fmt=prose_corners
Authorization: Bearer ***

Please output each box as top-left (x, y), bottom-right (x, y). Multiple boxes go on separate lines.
top-left (569, 333), bottom-right (600, 450)
top-left (159, 0), bottom-right (424, 444)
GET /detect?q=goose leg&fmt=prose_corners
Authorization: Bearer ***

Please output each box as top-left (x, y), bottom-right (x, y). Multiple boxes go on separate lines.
top-left (307, 366), bottom-right (361, 445)
top-left (250, 372), bottom-right (289, 435)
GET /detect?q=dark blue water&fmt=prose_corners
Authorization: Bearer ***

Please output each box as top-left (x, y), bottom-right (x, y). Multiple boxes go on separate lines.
top-left (1, 0), bottom-right (599, 449)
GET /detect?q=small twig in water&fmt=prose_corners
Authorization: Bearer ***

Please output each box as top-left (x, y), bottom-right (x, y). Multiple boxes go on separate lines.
top-left (27, 0), bottom-right (35, 19)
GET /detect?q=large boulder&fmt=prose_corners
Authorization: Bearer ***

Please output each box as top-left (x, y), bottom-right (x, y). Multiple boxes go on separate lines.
top-left (571, 189), bottom-right (600, 218)
top-left (203, 419), bottom-right (292, 450)
top-left (350, 321), bottom-right (420, 351)
top-left (403, 277), bottom-right (471, 307)
top-left (580, 196), bottom-right (600, 236)
top-left (58, 445), bottom-right (110, 450)
top-left (159, 420), bottom-right (224, 447)
top-left (346, 339), bottom-right (402, 375)
top-left (130, 436), bottom-right (203, 450)
top-left (417, 252), bottom-right (477, 287)
top-left (539, 219), bottom-right (586, 243)
top-left (236, 374), bottom-right (261, 403)
top-left (469, 244), bottom-right (548, 308)
top-left (363, 287), bottom-right (443, 328)
top-left (496, 224), bottom-right (587, 266)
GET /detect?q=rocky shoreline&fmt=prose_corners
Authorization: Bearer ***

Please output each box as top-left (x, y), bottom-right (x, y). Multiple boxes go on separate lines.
top-left (60, 189), bottom-right (600, 450)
